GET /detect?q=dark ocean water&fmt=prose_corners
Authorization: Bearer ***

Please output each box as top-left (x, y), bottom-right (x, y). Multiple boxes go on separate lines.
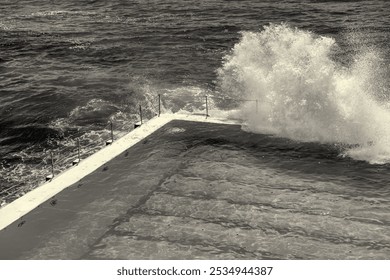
top-left (1, 0), bottom-right (390, 203)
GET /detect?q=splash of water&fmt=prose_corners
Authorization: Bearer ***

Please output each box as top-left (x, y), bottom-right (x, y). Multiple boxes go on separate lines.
top-left (218, 24), bottom-right (390, 164)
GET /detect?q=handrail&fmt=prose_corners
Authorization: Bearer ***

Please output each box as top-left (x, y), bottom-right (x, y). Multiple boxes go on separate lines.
top-left (0, 94), bottom-right (257, 207)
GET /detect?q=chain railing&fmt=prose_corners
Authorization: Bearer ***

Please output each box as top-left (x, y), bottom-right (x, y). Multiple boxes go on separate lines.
top-left (0, 94), bottom-right (258, 208)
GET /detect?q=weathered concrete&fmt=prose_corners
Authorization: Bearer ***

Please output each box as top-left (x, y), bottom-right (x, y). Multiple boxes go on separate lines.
top-left (1, 117), bottom-right (390, 260)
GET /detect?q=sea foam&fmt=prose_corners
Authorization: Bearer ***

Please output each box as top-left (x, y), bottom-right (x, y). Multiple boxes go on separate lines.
top-left (218, 24), bottom-right (390, 164)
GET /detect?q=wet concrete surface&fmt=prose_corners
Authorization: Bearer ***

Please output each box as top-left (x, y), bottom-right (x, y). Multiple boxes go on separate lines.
top-left (1, 120), bottom-right (390, 259)
top-left (0, 120), bottom-right (238, 259)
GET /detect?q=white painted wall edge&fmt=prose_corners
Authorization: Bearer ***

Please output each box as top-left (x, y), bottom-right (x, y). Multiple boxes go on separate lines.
top-left (0, 113), bottom-right (241, 231)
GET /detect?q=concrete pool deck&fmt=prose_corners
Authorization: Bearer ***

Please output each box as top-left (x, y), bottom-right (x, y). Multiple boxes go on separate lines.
top-left (1, 114), bottom-right (390, 260)
top-left (0, 114), bottom-right (244, 259)
top-left (0, 114), bottom-right (239, 232)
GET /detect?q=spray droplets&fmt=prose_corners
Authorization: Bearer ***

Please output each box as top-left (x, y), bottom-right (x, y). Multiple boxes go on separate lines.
top-left (219, 24), bottom-right (390, 164)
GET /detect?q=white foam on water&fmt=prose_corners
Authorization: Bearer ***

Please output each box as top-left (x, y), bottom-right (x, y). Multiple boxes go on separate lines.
top-left (218, 24), bottom-right (390, 164)
top-left (29, 10), bottom-right (96, 17)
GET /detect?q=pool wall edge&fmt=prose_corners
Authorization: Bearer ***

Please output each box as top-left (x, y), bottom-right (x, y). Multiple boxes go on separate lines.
top-left (0, 114), bottom-right (240, 231)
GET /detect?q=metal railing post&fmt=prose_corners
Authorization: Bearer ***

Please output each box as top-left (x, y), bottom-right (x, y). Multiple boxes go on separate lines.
top-left (46, 151), bottom-right (55, 180)
top-left (50, 151), bottom-right (54, 178)
top-left (73, 139), bottom-right (81, 165)
top-left (205, 95), bottom-right (209, 118)
top-left (77, 138), bottom-right (80, 162)
top-left (158, 94), bottom-right (161, 117)
top-left (110, 121), bottom-right (114, 142)
top-left (106, 121), bottom-right (114, 145)
top-left (139, 105), bottom-right (143, 124)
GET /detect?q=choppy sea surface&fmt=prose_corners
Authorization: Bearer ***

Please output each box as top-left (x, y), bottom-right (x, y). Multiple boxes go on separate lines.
top-left (0, 1), bottom-right (390, 206)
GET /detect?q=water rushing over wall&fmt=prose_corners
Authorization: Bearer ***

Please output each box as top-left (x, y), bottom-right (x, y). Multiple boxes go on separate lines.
top-left (218, 24), bottom-right (390, 164)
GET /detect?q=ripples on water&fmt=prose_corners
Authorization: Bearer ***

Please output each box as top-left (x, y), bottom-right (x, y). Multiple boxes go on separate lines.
top-left (2, 121), bottom-right (389, 259)
top-left (0, 1), bottom-right (389, 204)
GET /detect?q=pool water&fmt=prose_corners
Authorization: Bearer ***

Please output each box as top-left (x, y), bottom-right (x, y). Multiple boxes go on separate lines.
top-left (1, 120), bottom-right (389, 259)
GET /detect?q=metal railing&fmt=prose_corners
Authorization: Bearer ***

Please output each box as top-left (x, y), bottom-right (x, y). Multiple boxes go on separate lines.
top-left (0, 94), bottom-right (259, 207)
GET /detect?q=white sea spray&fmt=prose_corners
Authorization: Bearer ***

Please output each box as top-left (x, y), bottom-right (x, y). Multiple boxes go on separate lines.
top-left (219, 24), bottom-right (390, 163)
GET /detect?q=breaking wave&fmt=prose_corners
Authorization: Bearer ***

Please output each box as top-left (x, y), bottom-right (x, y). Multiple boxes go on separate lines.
top-left (218, 24), bottom-right (390, 164)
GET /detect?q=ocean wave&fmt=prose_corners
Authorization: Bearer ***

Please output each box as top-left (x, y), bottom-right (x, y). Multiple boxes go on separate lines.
top-left (218, 23), bottom-right (390, 163)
